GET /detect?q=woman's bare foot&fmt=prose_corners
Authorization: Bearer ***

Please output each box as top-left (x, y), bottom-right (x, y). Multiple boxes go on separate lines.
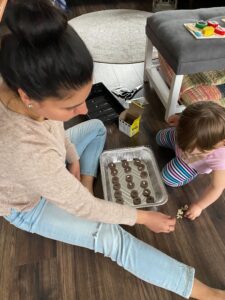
top-left (205, 289), bottom-right (225, 300)
top-left (191, 279), bottom-right (225, 300)
top-left (81, 175), bottom-right (94, 194)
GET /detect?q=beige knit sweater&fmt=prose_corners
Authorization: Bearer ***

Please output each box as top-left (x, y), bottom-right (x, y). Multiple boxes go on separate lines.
top-left (0, 101), bottom-right (137, 225)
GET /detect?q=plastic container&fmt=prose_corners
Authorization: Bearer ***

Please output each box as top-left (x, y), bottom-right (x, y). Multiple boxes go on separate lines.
top-left (86, 82), bottom-right (124, 124)
top-left (100, 146), bottom-right (168, 208)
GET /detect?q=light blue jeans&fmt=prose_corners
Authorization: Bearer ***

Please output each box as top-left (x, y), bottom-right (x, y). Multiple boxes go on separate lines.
top-left (4, 119), bottom-right (195, 299)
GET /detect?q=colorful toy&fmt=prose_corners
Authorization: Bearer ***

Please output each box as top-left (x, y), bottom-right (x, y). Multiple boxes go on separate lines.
top-left (202, 26), bottom-right (215, 36)
top-left (215, 26), bottom-right (225, 35)
top-left (195, 20), bottom-right (207, 29)
top-left (207, 20), bottom-right (219, 28)
top-left (193, 31), bottom-right (202, 37)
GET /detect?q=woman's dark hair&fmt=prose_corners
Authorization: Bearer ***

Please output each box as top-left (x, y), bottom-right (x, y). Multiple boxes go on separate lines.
top-left (176, 101), bottom-right (225, 152)
top-left (0, 0), bottom-right (93, 100)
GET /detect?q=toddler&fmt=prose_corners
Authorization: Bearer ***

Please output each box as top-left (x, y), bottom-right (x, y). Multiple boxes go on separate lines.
top-left (156, 101), bottom-right (225, 220)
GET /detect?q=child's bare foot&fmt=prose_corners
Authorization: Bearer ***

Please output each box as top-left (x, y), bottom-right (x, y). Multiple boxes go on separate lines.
top-left (81, 175), bottom-right (94, 194)
top-left (191, 279), bottom-right (225, 300)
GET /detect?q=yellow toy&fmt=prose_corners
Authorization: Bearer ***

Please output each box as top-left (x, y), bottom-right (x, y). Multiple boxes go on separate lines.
top-left (202, 26), bottom-right (215, 36)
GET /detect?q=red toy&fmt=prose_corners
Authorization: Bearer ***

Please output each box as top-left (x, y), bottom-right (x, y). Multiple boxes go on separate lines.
top-left (215, 26), bottom-right (225, 35)
top-left (207, 20), bottom-right (219, 28)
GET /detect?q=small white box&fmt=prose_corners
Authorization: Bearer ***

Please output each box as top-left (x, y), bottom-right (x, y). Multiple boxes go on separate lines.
top-left (119, 102), bottom-right (144, 137)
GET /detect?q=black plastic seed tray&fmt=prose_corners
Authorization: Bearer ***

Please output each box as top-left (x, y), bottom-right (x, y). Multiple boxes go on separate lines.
top-left (86, 82), bottom-right (124, 124)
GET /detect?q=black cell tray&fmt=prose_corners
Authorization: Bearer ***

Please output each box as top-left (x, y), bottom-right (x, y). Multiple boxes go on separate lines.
top-left (86, 82), bottom-right (124, 124)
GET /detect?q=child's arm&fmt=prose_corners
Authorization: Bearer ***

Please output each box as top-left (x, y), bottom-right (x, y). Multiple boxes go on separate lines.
top-left (185, 170), bottom-right (225, 220)
top-left (167, 114), bottom-right (180, 126)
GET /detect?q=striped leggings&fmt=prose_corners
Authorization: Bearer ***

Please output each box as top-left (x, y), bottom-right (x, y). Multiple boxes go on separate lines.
top-left (156, 127), bottom-right (198, 187)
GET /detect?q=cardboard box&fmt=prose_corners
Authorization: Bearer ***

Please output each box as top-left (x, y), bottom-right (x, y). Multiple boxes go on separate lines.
top-left (119, 102), bottom-right (144, 137)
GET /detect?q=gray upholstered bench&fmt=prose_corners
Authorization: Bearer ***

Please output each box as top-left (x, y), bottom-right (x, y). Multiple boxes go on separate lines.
top-left (144, 7), bottom-right (225, 119)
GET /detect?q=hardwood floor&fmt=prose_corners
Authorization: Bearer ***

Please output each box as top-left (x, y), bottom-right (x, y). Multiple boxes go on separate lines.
top-left (0, 2), bottom-right (225, 300)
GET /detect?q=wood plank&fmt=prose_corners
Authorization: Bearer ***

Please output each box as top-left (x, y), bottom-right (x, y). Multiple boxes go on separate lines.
top-left (10, 259), bottom-right (58, 300)
top-left (0, 219), bottom-right (16, 300)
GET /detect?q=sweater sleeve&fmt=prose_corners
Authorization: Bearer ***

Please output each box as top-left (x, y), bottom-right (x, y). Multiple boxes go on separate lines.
top-left (23, 144), bottom-right (137, 225)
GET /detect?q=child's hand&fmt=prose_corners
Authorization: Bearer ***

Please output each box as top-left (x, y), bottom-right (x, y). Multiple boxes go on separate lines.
top-left (184, 203), bottom-right (203, 220)
top-left (167, 114), bottom-right (180, 126)
top-left (137, 210), bottom-right (176, 233)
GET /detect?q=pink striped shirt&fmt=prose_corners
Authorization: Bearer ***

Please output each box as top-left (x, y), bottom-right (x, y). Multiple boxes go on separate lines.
top-left (175, 146), bottom-right (225, 174)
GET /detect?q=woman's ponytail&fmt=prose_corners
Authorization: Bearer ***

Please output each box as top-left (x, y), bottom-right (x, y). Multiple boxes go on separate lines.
top-left (0, 0), bottom-right (93, 100)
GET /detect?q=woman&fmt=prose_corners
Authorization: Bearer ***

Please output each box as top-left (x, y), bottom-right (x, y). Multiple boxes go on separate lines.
top-left (0, 1), bottom-right (224, 299)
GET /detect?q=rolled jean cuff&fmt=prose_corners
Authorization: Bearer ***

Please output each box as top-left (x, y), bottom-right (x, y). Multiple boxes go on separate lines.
top-left (80, 170), bottom-right (97, 177)
top-left (177, 265), bottom-right (195, 299)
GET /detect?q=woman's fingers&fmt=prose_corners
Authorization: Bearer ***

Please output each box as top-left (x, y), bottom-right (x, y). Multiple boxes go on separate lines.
top-left (163, 217), bottom-right (176, 232)
top-left (168, 216), bottom-right (176, 225)
top-left (164, 225), bottom-right (175, 233)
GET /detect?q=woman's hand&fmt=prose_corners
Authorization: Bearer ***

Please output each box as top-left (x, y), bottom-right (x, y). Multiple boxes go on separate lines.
top-left (136, 210), bottom-right (176, 233)
top-left (184, 203), bottom-right (202, 220)
top-left (167, 114), bottom-right (180, 127)
top-left (67, 160), bottom-right (81, 181)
